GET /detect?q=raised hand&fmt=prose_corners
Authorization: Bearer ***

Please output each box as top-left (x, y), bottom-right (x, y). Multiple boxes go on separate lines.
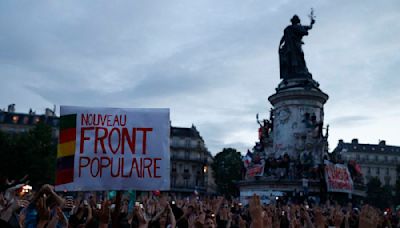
top-left (272, 208), bottom-right (281, 228)
top-left (314, 207), bottom-right (326, 228)
top-left (249, 194), bottom-right (263, 228)
top-left (99, 200), bottom-right (111, 225)
top-left (37, 195), bottom-right (50, 221)
top-left (18, 199), bottom-right (30, 208)
top-left (47, 207), bottom-right (68, 228)
top-left (187, 214), bottom-right (197, 228)
top-left (291, 217), bottom-right (301, 228)
top-left (36, 195), bottom-right (51, 228)
top-left (333, 208), bottom-right (344, 227)
top-left (133, 204), bottom-right (150, 228)
top-left (262, 210), bottom-right (272, 228)
top-left (239, 215), bottom-right (247, 228)
top-left (159, 195), bottom-right (168, 210)
top-left (359, 205), bottom-right (380, 228)
top-left (220, 206), bottom-right (229, 221)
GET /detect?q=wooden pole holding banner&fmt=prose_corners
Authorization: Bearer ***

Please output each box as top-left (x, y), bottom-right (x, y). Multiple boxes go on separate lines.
top-left (111, 191), bottom-right (123, 228)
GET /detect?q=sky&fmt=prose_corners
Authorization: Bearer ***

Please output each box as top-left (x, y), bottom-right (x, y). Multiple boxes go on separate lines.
top-left (0, 0), bottom-right (399, 155)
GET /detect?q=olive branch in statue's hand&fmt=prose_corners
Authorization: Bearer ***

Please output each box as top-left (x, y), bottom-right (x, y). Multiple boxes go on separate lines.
top-left (309, 8), bottom-right (316, 25)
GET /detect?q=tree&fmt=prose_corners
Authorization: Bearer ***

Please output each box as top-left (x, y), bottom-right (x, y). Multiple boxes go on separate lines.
top-left (366, 177), bottom-right (392, 209)
top-left (0, 123), bottom-right (57, 187)
top-left (395, 180), bottom-right (400, 206)
top-left (394, 166), bottom-right (400, 205)
top-left (211, 148), bottom-right (243, 197)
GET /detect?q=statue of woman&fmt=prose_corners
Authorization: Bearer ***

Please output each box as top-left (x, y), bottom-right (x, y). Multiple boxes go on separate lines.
top-left (279, 12), bottom-right (315, 80)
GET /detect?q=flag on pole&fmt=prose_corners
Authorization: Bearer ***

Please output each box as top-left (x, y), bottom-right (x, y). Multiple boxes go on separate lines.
top-left (242, 150), bottom-right (253, 168)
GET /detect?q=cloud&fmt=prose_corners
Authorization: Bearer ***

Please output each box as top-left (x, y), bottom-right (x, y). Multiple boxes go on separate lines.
top-left (0, 0), bottom-right (399, 155)
top-left (329, 115), bottom-right (373, 127)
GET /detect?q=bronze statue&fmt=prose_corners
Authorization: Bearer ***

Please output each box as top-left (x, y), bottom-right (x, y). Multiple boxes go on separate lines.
top-left (279, 9), bottom-right (315, 80)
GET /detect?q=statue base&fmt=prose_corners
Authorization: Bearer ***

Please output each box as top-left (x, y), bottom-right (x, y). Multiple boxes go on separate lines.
top-left (276, 77), bottom-right (320, 92)
top-left (239, 177), bottom-right (322, 193)
top-left (238, 177), bottom-right (366, 205)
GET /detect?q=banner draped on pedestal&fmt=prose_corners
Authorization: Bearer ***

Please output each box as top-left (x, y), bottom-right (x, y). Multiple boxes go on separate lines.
top-left (324, 160), bottom-right (353, 193)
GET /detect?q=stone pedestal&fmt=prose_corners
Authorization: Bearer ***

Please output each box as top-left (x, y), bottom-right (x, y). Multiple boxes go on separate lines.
top-left (239, 78), bottom-right (330, 201)
top-left (268, 78), bottom-right (328, 165)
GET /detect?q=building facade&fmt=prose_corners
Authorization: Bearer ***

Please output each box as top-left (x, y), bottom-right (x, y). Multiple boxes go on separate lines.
top-left (170, 125), bottom-right (216, 195)
top-left (335, 139), bottom-right (400, 186)
top-left (0, 104), bottom-right (59, 138)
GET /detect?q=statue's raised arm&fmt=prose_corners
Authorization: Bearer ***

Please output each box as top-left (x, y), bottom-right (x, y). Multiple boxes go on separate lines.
top-left (279, 9), bottom-right (316, 80)
top-left (308, 8), bottom-right (316, 29)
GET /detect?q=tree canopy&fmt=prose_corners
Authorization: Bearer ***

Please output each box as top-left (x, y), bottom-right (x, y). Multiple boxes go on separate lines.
top-left (0, 123), bottom-right (57, 187)
top-left (366, 177), bottom-right (392, 209)
top-left (211, 148), bottom-right (243, 197)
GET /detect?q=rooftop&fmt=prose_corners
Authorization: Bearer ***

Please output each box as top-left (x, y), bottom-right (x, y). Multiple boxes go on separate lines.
top-left (171, 125), bottom-right (203, 140)
top-left (0, 105), bottom-right (58, 127)
top-left (333, 139), bottom-right (400, 155)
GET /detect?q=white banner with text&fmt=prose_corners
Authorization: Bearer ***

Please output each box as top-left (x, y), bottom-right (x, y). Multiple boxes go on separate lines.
top-left (55, 106), bottom-right (170, 191)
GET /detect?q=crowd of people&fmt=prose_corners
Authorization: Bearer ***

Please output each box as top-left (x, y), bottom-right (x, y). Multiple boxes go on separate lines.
top-left (0, 180), bottom-right (398, 228)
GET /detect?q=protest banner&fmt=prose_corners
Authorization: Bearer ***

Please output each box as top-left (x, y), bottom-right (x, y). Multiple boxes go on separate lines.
top-left (246, 164), bottom-right (265, 177)
top-left (324, 160), bottom-right (353, 193)
top-left (55, 106), bottom-right (170, 191)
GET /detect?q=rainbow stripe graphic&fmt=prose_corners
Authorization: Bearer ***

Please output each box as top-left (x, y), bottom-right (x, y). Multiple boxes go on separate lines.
top-left (56, 114), bottom-right (77, 185)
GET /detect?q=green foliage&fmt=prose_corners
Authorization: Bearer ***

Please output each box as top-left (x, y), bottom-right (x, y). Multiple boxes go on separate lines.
top-left (366, 177), bottom-right (393, 209)
top-left (394, 175), bottom-right (400, 206)
top-left (211, 148), bottom-right (243, 197)
top-left (0, 123), bottom-right (57, 187)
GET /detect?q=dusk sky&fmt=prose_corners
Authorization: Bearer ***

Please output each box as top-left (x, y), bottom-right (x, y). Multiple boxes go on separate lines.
top-left (1, 0), bottom-right (399, 154)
